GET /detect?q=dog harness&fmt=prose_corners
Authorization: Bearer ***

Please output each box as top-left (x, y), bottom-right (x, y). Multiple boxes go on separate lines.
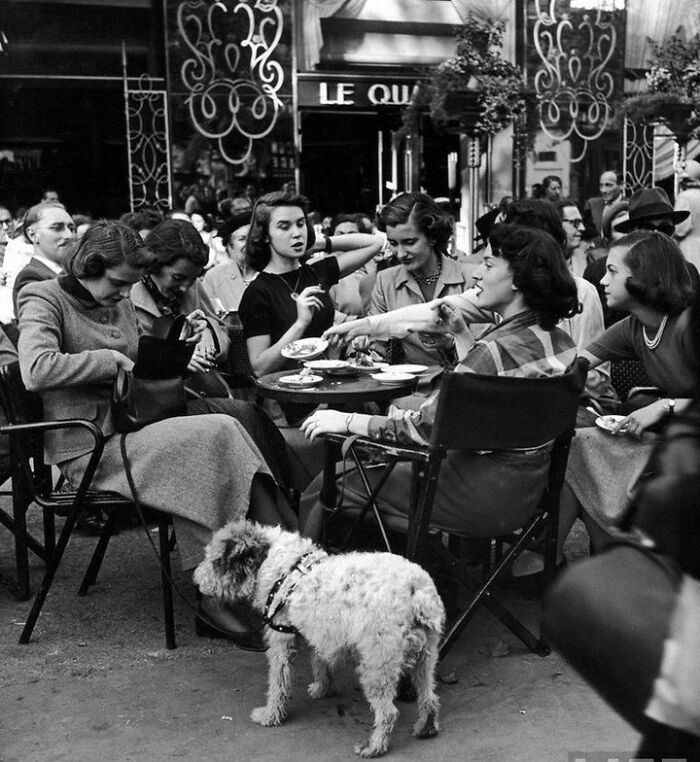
top-left (264, 550), bottom-right (327, 634)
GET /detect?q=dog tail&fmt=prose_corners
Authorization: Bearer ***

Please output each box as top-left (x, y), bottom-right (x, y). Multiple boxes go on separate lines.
top-left (411, 587), bottom-right (446, 635)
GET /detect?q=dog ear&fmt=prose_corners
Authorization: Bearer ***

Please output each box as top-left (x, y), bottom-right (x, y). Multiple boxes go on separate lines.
top-left (214, 537), bottom-right (271, 588)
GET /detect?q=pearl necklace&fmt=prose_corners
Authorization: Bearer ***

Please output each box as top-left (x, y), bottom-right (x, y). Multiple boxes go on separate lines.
top-left (642, 313), bottom-right (669, 350)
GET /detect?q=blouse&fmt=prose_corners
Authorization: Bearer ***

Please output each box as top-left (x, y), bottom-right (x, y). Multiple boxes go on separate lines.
top-left (368, 310), bottom-right (577, 446)
top-left (586, 307), bottom-right (697, 397)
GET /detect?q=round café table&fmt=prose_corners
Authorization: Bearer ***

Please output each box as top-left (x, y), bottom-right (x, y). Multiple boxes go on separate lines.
top-left (256, 369), bottom-right (420, 509)
top-left (255, 368), bottom-right (418, 407)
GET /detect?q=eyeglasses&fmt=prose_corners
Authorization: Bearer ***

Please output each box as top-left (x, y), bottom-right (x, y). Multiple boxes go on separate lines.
top-left (563, 218), bottom-right (585, 228)
top-left (636, 220), bottom-right (675, 235)
top-left (0, 218), bottom-right (11, 229)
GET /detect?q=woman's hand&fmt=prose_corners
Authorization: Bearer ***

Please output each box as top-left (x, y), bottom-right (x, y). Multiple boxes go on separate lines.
top-left (111, 350), bottom-right (134, 372)
top-left (428, 299), bottom-right (468, 336)
top-left (301, 409), bottom-right (351, 441)
top-left (180, 310), bottom-right (207, 345)
top-left (295, 286), bottom-right (325, 327)
top-left (612, 400), bottom-right (667, 439)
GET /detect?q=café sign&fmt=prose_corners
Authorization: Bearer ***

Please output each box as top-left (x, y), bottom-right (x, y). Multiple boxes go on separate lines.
top-left (297, 75), bottom-right (416, 109)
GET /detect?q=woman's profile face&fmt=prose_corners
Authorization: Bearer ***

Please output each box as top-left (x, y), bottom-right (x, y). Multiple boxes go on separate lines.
top-left (151, 256), bottom-right (201, 299)
top-left (85, 262), bottom-right (143, 307)
top-left (226, 224), bottom-right (250, 266)
top-left (600, 245), bottom-right (633, 310)
top-left (266, 206), bottom-right (308, 261)
top-left (544, 180), bottom-right (562, 202)
top-left (472, 250), bottom-right (515, 313)
top-left (27, 207), bottom-right (76, 263)
top-left (385, 219), bottom-right (435, 274)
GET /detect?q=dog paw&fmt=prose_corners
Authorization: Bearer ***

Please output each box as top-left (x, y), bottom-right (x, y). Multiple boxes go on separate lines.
top-left (250, 707), bottom-right (282, 726)
top-left (307, 681), bottom-right (334, 699)
top-left (413, 723), bottom-right (439, 739)
top-left (354, 742), bottom-right (387, 758)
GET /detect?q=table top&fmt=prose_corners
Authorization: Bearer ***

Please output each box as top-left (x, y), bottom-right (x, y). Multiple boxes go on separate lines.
top-left (255, 368), bottom-right (420, 405)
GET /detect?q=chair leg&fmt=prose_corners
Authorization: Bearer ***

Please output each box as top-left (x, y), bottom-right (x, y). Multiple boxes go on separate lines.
top-left (406, 461), bottom-right (441, 562)
top-left (43, 507), bottom-right (55, 556)
top-left (19, 508), bottom-right (81, 644)
top-left (437, 516), bottom-right (550, 660)
top-left (78, 511), bottom-right (118, 595)
top-left (158, 515), bottom-right (176, 650)
top-left (11, 490), bottom-right (31, 601)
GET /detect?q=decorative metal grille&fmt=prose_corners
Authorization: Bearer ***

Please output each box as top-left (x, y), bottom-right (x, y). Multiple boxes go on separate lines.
top-left (623, 116), bottom-right (655, 194)
top-left (529, 0), bottom-right (625, 163)
top-left (124, 74), bottom-right (173, 211)
top-left (174, 0), bottom-right (286, 170)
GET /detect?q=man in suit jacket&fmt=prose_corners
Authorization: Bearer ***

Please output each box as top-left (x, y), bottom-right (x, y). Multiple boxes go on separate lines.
top-left (583, 170), bottom-right (624, 239)
top-left (13, 202), bottom-right (75, 315)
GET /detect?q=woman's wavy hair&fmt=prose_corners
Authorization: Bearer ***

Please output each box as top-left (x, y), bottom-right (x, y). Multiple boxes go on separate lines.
top-left (246, 191), bottom-right (316, 272)
top-left (488, 224), bottom-right (580, 330)
top-left (143, 218), bottom-right (208, 273)
top-left (612, 230), bottom-right (695, 314)
top-left (65, 220), bottom-right (158, 278)
top-left (376, 192), bottom-right (453, 256)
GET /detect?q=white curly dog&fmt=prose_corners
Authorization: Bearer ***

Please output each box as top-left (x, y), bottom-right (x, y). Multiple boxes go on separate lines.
top-left (194, 520), bottom-right (445, 758)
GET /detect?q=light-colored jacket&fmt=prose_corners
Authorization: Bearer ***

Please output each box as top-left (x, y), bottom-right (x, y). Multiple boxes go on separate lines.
top-left (130, 279), bottom-right (230, 362)
top-left (202, 260), bottom-right (256, 312)
top-left (17, 279), bottom-right (139, 463)
top-left (369, 255), bottom-right (477, 365)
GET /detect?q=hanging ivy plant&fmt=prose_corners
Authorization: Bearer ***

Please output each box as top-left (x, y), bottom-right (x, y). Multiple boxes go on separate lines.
top-left (400, 16), bottom-right (526, 138)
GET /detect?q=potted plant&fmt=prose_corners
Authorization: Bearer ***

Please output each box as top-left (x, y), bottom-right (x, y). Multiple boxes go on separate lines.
top-left (401, 15), bottom-right (525, 138)
top-left (620, 32), bottom-right (700, 142)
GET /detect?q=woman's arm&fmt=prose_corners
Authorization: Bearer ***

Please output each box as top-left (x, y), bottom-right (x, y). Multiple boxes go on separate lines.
top-left (17, 286), bottom-right (128, 391)
top-left (309, 234), bottom-right (383, 278)
top-left (613, 398), bottom-right (693, 437)
top-left (246, 285), bottom-right (325, 376)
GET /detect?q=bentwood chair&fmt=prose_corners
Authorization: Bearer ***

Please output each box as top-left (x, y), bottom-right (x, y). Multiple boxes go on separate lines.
top-left (0, 361), bottom-right (177, 649)
top-left (321, 358), bottom-right (588, 660)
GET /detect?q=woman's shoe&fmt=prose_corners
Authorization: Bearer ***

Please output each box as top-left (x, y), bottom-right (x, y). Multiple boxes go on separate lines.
top-left (195, 614), bottom-right (267, 651)
top-left (195, 597), bottom-right (268, 652)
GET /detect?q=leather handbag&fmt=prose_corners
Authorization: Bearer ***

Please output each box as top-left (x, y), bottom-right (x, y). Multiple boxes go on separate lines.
top-left (111, 315), bottom-right (195, 433)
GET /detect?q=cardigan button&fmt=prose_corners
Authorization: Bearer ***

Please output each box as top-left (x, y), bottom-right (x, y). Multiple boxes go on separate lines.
top-left (110, 330), bottom-right (121, 338)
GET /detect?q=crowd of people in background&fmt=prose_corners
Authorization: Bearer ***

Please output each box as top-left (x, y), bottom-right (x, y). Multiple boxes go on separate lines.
top-left (2, 162), bottom-right (700, 756)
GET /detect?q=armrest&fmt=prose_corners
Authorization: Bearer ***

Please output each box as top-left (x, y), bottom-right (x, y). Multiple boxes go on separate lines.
top-left (0, 419), bottom-right (106, 500)
top-left (321, 431), bottom-right (437, 462)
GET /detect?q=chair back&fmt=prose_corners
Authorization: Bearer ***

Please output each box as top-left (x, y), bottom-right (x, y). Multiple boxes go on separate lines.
top-left (0, 362), bottom-right (43, 427)
top-left (225, 325), bottom-right (256, 383)
top-left (430, 357), bottom-right (588, 451)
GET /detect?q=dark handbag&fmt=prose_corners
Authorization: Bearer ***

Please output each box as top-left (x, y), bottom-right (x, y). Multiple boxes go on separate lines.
top-left (111, 315), bottom-right (195, 433)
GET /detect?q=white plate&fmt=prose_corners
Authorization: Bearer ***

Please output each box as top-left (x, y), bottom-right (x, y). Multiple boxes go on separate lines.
top-left (371, 372), bottom-right (415, 385)
top-left (278, 374), bottom-right (324, 388)
top-left (388, 364), bottom-right (429, 375)
top-left (303, 359), bottom-right (349, 371)
top-left (281, 338), bottom-right (329, 361)
top-left (595, 414), bottom-right (626, 434)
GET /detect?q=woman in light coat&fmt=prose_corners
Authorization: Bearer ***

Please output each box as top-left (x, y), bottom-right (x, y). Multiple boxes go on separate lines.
top-left (17, 220), bottom-right (296, 650)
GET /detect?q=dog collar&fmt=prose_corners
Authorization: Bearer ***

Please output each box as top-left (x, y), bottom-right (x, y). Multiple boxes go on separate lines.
top-left (264, 550), bottom-right (326, 634)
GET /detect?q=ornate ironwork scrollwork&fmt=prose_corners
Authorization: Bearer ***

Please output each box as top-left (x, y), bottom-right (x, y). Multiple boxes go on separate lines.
top-left (125, 74), bottom-right (172, 211)
top-left (623, 116), bottom-right (655, 194)
top-left (176, 0), bottom-right (285, 168)
top-left (531, 0), bottom-right (623, 163)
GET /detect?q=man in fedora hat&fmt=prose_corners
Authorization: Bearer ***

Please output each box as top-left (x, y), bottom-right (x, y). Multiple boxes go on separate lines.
top-left (674, 160), bottom-right (700, 272)
top-left (613, 186), bottom-right (689, 236)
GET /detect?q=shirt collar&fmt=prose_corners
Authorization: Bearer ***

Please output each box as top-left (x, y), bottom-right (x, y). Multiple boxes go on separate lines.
top-left (33, 253), bottom-right (64, 275)
top-left (395, 254), bottom-right (467, 288)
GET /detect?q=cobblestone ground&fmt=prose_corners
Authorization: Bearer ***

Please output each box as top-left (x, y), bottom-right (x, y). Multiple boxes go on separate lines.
top-left (1, 502), bottom-right (636, 762)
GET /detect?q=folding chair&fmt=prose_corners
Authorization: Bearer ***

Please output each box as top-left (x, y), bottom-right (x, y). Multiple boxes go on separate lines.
top-left (322, 358), bottom-right (588, 660)
top-left (0, 362), bottom-right (177, 649)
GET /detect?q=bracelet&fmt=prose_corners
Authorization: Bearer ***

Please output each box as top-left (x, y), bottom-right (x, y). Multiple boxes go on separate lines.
top-left (324, 235), bottom-right (333, 254)
top-left (344, 412), bottom-right (355, 434)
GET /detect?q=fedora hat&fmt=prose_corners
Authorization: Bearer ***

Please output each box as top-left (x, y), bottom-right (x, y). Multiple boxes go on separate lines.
top-left (613, 186), bottom-right (689, 233)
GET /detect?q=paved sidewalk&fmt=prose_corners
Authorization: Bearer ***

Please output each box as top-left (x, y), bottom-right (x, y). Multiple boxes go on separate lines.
top-left (1, 511), bottom-right (637, 761)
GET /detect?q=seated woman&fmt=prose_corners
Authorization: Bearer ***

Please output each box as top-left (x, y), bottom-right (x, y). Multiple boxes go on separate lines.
top-left (367, 192), bottom-right (477, 367)
top-left (238, 190), bottom-right (384, 380)
top-left (559, 230), bottom-right (698, 555)
top-left (300, 225), bottom-right (579, 539)
top-left (132, 217), bottom-right (294, 490)
top-left (17, 221), bottom-right (296, 649)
